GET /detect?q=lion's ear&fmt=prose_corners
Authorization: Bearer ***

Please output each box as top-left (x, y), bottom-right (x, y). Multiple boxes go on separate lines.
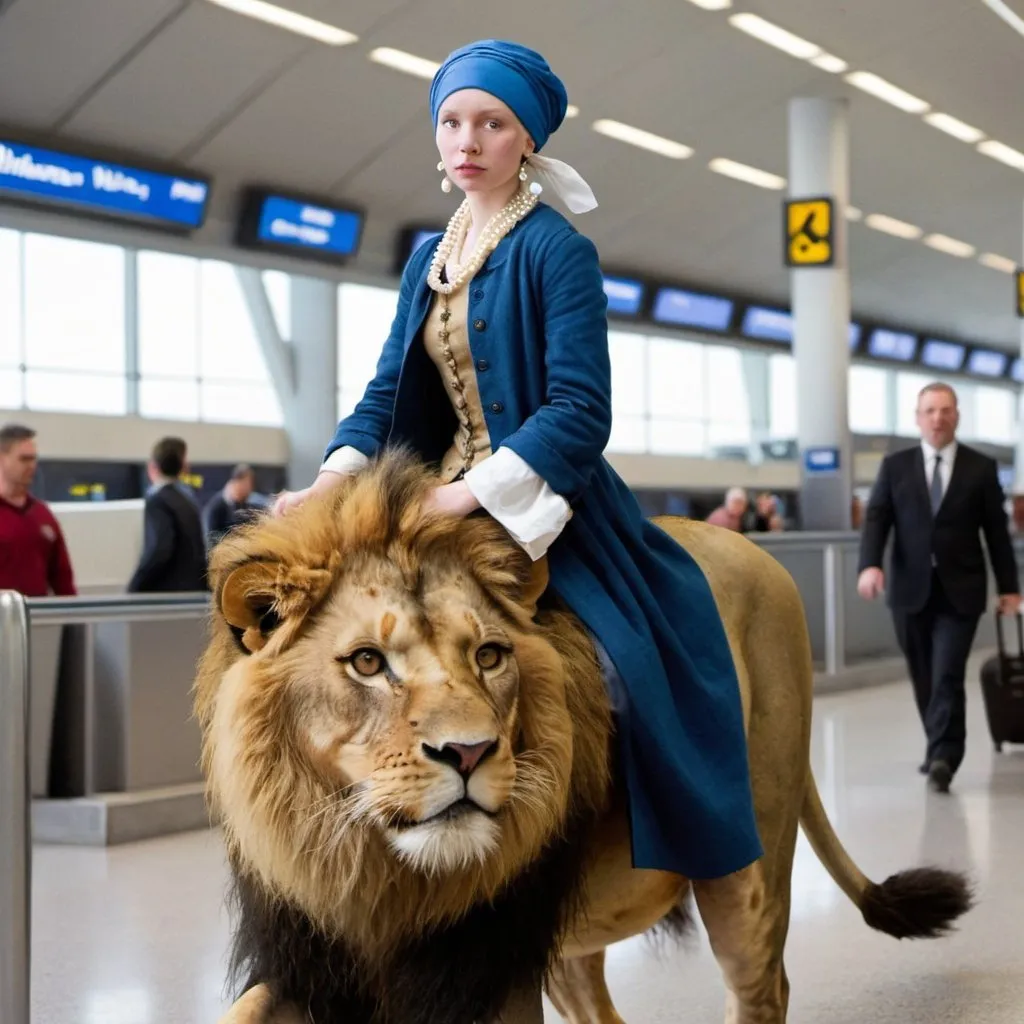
top-left (219, 557), bottom-right (338, 654)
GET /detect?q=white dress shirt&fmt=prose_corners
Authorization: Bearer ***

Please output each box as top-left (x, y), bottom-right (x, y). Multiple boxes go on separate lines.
top-left (921, 438), bottom-right (957, 506)
top-left (320, 444), bottom-right (570, 561)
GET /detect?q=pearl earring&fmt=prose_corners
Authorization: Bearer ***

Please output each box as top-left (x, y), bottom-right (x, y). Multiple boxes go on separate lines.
top-left (518, 166), bottom-right (528, 182)
top-left (437, 161), bottom-right (445, 171)
top-left (438, 161), bottom-right (452, 193)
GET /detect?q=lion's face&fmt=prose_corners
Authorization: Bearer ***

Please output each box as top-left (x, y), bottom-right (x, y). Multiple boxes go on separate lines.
top-left (196, 458), bottom-right (609, 947)
top-left (273, 554), bottom-right (525, 872)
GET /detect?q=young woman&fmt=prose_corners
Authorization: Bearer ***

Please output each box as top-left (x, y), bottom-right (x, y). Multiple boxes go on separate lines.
top-left (276, 39), bottom-right (762, 884)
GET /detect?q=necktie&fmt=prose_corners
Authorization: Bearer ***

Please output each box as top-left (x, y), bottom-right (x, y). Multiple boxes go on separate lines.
top-left (930, 454), bottom-right (944, 514)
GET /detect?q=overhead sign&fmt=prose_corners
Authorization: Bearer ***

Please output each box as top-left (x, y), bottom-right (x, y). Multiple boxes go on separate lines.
top-left (0, 139), bottom-right (208, 229)
top-left (920, 338), bottom-right (966, 372)
top-left (237, 188), bottom-right (363, 263)
top-left (966, 348), bottom-right (1008, 378)
top-left (603, 275), bottom-right (646, 317)
top-left (804, 447), bottom-right (840, 474)
top-left (784, 196), bottom-right (835, 267)
top-left (652, 287), bottom-right (732, 330)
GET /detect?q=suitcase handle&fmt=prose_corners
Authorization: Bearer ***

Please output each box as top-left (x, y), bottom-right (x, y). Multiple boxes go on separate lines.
top-left (995, 612), bottom-right (1024, 660)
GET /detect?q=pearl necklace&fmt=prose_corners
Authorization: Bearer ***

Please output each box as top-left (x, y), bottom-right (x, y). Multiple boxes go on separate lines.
top-left (427, 190), bottom-right (538, 295)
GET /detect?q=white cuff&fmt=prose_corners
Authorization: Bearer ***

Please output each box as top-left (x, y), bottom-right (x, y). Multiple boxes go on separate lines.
top-left (320, 446), bottom-right (369, 478)
top-left (464, 447), bottom-right (572, 561)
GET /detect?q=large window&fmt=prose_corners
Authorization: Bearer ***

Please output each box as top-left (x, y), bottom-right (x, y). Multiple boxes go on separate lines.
top-left (895, 371), bottom-right (934, 437)
top-left (136, 251), bottom-right (282, 426)
top-left (337, 283), bottom-right (397, 420)
top-left (608, 331), bottom-right (647, 452)
top-left (971, 385), bottom-right (1016, 445)
top-left (22, 234), bottom-right (127, 414)
top-left (848, 365), bottom-right (889, 435)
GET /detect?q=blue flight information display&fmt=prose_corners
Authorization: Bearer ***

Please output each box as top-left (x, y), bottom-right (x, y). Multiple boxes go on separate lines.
top-left (966, 348), bottom-right (1008, 377)
top-left (254, 195), bottom-right (362, 257)
top-left (0, 139), bottom-right (208, 228)
top-left (741, 305), bottom-right (792, 342)
top-left (867, 328), bottom-right (917, 362)
top-left (920, 338), bottom-right (966, 372)
top-left (603, 275), bottom-right (646, 316)
top-left (653, 287), bottom-right (732, 330)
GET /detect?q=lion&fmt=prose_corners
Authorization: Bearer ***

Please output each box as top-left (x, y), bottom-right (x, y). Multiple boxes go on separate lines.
top-left (195, 451), bottom-right (972, 1024)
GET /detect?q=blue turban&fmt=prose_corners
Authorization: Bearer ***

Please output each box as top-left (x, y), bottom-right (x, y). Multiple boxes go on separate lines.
top-left (429, 40), bottom-right (568, 152)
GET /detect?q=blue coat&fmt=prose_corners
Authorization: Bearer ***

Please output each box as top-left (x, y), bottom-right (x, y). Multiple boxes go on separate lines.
top-left (327, 203), bottom-right (762, 878)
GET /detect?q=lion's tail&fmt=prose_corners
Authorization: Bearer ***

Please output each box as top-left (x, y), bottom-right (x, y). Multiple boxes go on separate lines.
top-left (799, 771), bottom-right (974, 939)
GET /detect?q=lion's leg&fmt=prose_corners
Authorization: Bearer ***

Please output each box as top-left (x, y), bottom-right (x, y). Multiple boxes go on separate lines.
top-left (490, 982), bottom-right (546, 1024)
top-left (546, 951), bottom-right (625, 1024)
top-left (217, 983), bottom-right (305, 1024)
top-left (692, 860), bottom-right (790, 1024)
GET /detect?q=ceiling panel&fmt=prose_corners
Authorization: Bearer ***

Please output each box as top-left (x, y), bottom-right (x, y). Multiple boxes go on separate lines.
top-left (61, 3), bottom-right (310, 160)
top-left (0, 0), bottom-right (184, 127)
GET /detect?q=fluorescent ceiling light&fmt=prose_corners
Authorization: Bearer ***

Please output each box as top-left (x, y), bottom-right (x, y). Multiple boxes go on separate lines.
top-left (865, 213), bottom-right (923, 239)
top-left (845, 71), bottom-right (930, 114)
top-left (565, 105), bottom-right (580, 118)
top-left (923, 233), bottom-right (976, 258)
top-left (709, 157), bottom-right (786, 190)
top-left (368, 47), bottom-right (439, 79)
top-left (811, 53), bottom-right (848, 74)
top-left (979, 252), bottom-right (1018, 274)
top-left (924, 112), bottom-right (985, 144)
top-left (845, 206), bottom-right (863, 221)
top-left (728, 13), bottom-right (820, 59)
top-left (684, 0), bottom-right (733, 9)
top-left (592, 119), bottom-right (694, 159)
top-left (204, 0), bottom-right (356, 45)
top-left (977, 139), bottom-right (1024, 171)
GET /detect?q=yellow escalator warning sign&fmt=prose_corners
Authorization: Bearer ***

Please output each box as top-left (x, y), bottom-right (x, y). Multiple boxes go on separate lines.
top-left (785, 197), bottom-right (835, 267)
top-left (1017, 269), bottom-right (1024, 318)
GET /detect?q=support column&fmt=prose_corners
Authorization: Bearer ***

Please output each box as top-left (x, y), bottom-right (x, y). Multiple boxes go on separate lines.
top-left (237, 268), bottom-right (337, 489)
top-left (788, 97), bottom-right (853, 530)
top-left (287, 275), bottom-right (338, 488)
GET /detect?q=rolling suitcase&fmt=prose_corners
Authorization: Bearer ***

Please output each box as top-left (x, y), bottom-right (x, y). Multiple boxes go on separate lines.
top-left (979, 613), bottom-right (1024, 752)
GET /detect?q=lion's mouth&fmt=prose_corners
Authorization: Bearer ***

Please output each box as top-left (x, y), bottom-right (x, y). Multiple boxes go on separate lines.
top-left (391, 797), bottom-right (493, 831)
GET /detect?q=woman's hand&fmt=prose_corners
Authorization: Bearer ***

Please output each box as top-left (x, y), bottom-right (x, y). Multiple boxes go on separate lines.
top-left (423, 480), bottom-right (482, 518)
top-left (272, 471), bottom-right (345, 517)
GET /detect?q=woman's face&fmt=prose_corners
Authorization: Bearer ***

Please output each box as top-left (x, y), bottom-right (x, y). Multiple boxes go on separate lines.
top-left (436, 89), bottom-right (534, 197)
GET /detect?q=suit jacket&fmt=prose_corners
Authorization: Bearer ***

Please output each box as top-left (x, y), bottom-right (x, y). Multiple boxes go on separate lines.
top-left (322, 202), bottom-right (763, 880)
top-left (858, 443), bottom-right (1018, 615)
top-left (128, 483), bottom-right (207, 593)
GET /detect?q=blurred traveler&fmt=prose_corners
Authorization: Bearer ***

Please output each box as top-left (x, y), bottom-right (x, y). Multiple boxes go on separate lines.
top-left (0, 423), bottom-right (76, 596)
top-left (203, 463), bottom-right (257, 549)
top-left (128, 436), bottom-right (207, 593)
top-left (706, 487), bottom-right (748, 532)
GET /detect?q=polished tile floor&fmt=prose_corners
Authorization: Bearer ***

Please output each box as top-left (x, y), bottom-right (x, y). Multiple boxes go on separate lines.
top-left (30, 671), bottom-right (1024, 1023)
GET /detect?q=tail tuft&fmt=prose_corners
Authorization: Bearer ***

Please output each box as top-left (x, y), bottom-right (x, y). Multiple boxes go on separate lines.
top-left (861, 867), bottom-right (974, 939)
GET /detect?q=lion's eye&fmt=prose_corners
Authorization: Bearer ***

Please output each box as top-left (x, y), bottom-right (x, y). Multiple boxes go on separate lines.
top-left (476, 644), bottom-right (505, 671)
top-left (350, 648), bottom-right (385, 677)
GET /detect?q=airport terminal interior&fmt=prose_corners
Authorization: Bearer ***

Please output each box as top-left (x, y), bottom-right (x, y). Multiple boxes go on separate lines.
top-left (3, 0), bottom-right (1024, 1021)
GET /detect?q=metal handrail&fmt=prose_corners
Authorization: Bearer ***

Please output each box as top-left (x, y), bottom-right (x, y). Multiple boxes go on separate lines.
top-left (26, 593), bottom-right (209, 625)
top-left (0, 590), bottom-right (30, 1024)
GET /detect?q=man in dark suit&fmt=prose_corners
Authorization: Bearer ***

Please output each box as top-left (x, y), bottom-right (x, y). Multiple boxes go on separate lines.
top-left (857, 382), bottom-right (1020, 793)
top-left (128, 437), bottom-right (207, 593)
top-left (202, 463), bottom-right (256, 550)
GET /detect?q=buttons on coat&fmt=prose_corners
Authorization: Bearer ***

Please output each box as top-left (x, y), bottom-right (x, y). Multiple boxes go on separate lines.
top-left (473, 318), bottom-right (487, 332)
top-left (490, 401), bottom-right (504, 414)
top-left (476, 358), bottom-right (489, 372)
top-left (472, 289), bottom-right (484, 301)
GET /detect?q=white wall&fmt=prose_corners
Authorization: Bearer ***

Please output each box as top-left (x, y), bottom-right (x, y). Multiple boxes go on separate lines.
top-left (0, 409), bottom-right (288, 464)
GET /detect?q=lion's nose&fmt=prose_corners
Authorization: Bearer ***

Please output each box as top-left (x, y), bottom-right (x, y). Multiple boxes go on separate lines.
top-left (422, 739), bottom-right (498, 778)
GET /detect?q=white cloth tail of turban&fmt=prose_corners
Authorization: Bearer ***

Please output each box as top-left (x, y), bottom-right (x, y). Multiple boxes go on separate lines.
top-left (526, 153), bottom-right (598, 214)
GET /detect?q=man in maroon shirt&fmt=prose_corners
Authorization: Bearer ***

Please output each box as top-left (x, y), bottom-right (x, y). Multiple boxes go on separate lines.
top-left (0, 423), bottom-right (76, 597)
